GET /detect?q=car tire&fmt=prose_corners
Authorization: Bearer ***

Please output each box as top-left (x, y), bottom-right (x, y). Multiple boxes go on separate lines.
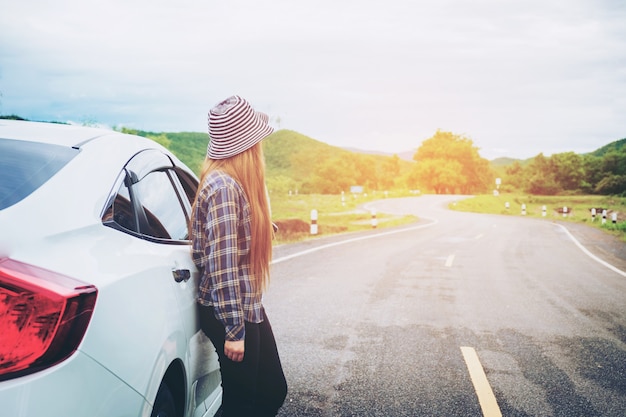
top-left (151, 381), bottom-right (177, 417)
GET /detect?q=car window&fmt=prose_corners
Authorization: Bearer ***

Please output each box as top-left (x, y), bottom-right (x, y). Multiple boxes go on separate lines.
top-left (108, 183), bottom-right (137, 233)
top-left (102, 149), bottom-right (197, 243)
top-left (174, 166), bottom-right (199, 206)
top-left (133, 170), bottom-right (189, 240)
top-left (0, 139), bottom-right (78, 210)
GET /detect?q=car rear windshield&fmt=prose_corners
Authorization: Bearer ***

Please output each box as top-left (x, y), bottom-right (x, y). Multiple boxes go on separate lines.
top-left (0, 138), bottom-right (79, 210)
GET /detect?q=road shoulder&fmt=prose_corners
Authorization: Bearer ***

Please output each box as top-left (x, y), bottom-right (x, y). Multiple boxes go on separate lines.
top-left (556, 220), bottom-right (626, 273)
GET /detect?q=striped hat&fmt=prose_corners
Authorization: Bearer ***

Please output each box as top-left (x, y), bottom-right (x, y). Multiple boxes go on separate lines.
top-left (207, 95), bottom-right (274, 159)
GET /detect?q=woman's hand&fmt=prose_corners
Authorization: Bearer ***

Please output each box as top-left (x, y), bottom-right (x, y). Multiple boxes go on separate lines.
top-left (224, 340), bottom-right (245, 362)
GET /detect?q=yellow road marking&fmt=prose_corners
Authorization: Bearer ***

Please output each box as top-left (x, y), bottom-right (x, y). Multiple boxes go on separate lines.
top-left (461, 346), bottom-right (503, 417)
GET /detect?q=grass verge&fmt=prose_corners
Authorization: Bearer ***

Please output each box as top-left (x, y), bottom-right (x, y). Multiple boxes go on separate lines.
top-left (270, 191), bottom-right (418, 244)
top-left (449, 194), bottom-right (626, 242)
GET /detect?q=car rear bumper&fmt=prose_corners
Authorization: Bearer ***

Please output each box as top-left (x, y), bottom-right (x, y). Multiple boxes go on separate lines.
top-left (0, 349), bottom-right (148, 417)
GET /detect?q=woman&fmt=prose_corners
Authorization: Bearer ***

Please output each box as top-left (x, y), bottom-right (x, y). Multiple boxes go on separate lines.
top-left (191, 95), bottom-right (287, 417)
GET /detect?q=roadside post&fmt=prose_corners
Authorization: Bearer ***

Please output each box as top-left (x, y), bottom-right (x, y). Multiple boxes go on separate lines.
top-left (542, 205), bottom-right (546, 217)
top-left (505, 202), bottom-right (510, 211)
top-left (591, 208), bottom-right (596, 221)
top-left (371, 209), bottom-right (378, 229)
top-left (310, 209), bottom-right (318, 235)
top-left (613, 212), bottom-right (618, 224)
top-left (563, 206), bottom-right (568, 218)
top-left (341, 191), bottom-right (345, 207)
top-left (602, 209), bottom-right (607, 224)
top-left (521, 204), bottom-right (526, 216)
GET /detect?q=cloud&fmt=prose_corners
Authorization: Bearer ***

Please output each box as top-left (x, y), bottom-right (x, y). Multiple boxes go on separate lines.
top-left (1, 0), bottom-right (625, 159)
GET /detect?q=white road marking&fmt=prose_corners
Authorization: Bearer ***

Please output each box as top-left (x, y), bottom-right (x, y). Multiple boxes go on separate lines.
top-left (272, 220), bottom-right (438, 265)
top-left (555, 224), bottom-right (626, 278)
top-left (445, 254), bottom-right (455, 267)
top-left (475, 233), bottom-right (484, 240)
top-left (461, 346), bottom-right (503, 417)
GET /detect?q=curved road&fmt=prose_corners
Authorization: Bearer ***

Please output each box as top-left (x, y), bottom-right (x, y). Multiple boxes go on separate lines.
top-left (266, 195), bottom-right (626, 417)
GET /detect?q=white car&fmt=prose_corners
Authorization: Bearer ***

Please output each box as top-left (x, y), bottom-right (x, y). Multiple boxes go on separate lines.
top-left (0, 120), bottom-right (221, 417)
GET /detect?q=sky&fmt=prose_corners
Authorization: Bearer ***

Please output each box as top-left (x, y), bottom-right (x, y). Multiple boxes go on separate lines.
top-left (1, 0), bottom-right (625, 160)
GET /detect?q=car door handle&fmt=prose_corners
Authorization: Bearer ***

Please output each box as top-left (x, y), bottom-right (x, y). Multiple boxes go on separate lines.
top-left (172, 268), bottom-right (191, 283)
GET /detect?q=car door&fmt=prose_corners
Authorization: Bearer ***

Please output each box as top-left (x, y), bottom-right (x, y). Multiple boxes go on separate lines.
top-left (165, 163), bottom-right (223, 416)
top-left (103, 149), bottom-right (221, 417)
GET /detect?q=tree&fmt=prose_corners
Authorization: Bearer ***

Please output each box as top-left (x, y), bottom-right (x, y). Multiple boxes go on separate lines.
top-left (350, 154), bottom-right (378, 190)
top-left (523, 151), bottom-right (589, 194)
top-left (145, 133), bottom-right (171, 148)
top-left (581, 155), bottom-right (603, 193)
top-left (498, 147), bottom-right (626, 195)
top-left (504, 161), bottom-right (526, 190)
top-left (379, 154), bottom-right (401, 190)
top-left (524, 153), bottom-right (557, 194)
top-left (411, 158), bottom-right (464, 194)
top-left (413, 130), bottom-right (493, 194)
top-left (595, 175), bottom-right (626, 195)
top-left (310, 156), bottom-right (355, 194)
top-left (601, 151), bottom-right (626, 176)
top-left (527, 173), bottom-right (561, 195)
top-left (551, 152), bottom-right (585, 191)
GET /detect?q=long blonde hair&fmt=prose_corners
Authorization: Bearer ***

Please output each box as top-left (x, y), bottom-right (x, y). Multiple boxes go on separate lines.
top-left (193, 142), bottom-right (272, 292)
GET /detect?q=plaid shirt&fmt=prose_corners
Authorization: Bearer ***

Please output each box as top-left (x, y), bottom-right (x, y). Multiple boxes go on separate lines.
top-left (192, 170), bottom-right (263, 341)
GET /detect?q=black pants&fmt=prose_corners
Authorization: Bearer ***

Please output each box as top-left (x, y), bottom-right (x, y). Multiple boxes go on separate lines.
top-left (199, 304), bottom-right (288, 417)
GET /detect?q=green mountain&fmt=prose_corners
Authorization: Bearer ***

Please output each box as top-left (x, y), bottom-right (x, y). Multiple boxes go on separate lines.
top-left (131, 128), bottom-right (414, 192)
top-left (3, 115), bottom-right (624, 193)
top-left (490, 157), bottom-right (520, 167)
top-left (121, 128), bottom-right (208, 174)
top-left (590, 138), bottom-right (626, 157)
top-left (263, 129), bottom-right (341, 179)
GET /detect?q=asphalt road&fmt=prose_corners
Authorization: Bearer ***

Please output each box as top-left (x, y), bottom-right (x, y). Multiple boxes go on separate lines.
top-left (265, 195), bottom-right (626, 417)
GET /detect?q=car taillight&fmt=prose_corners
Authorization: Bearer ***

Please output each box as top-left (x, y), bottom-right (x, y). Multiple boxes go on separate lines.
top-left (0, 258), bottom-right (97, 381)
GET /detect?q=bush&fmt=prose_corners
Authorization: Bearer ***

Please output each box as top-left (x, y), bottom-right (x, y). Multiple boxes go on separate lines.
top-left (602, 221), bottom-right (626, 232)
top-left (595, 175), bottom-right (626, 195)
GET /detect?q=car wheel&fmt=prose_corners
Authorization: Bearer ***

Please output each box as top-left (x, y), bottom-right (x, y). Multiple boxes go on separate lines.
top-left (151, 381), bottom-right (177, 417)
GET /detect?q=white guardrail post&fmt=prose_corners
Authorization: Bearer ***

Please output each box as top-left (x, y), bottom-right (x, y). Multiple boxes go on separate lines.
top-left (310, 209), bottom-right (318, 235)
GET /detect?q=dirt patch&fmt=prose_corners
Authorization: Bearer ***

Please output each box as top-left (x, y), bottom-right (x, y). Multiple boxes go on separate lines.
top-left (274, 218), bottom-right (348, 243)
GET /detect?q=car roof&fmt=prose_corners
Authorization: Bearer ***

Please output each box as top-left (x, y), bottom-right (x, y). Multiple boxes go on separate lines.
top-left (0, 119), bottom-right (118, 148)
